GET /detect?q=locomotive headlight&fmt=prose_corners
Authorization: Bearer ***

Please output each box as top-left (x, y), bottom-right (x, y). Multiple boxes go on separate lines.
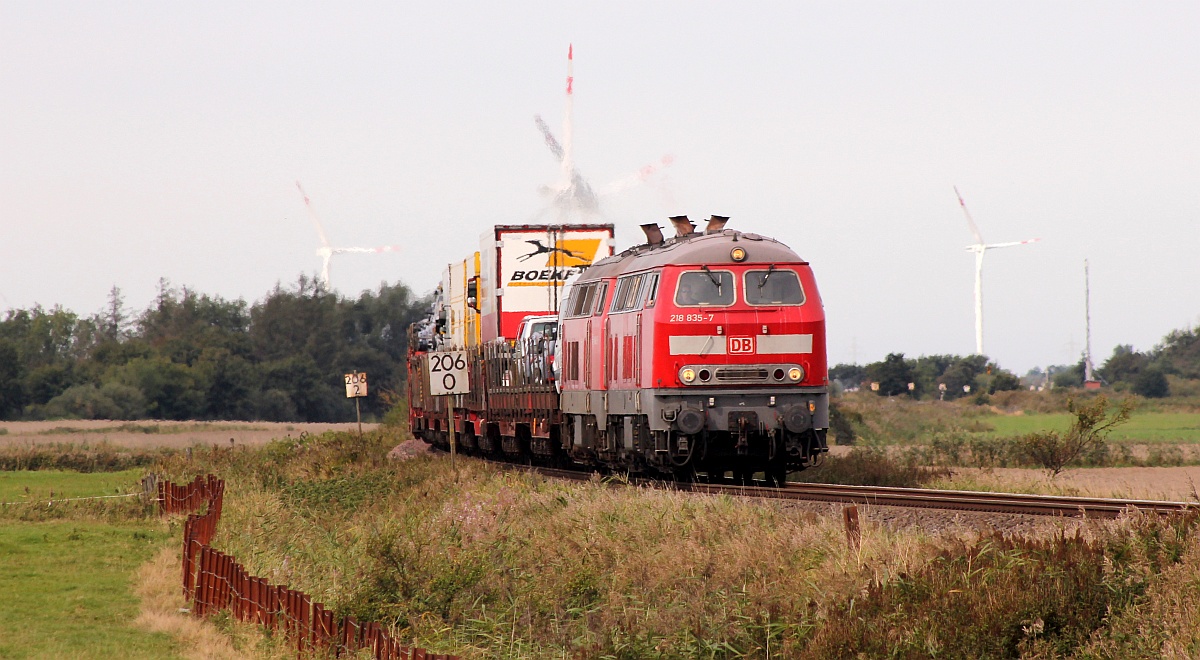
top-left (730, 247), bottom-right (747, 262)
top-left (680, 367), bottom-right (697, 384)
top-left (787, 367), bottom-right (804, 382)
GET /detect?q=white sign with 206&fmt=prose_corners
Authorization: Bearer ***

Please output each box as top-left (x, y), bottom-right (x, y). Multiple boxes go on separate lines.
top-left (344, 372), bottom-right (368, 398)
top-left (428, 351), bottom-right (470, 396)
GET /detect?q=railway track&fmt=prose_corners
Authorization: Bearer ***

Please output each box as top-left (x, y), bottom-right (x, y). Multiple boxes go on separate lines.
top-left (689, 482), bottom-right (1196, 519)
top-left (515, 464), bottom-right (1197, 519)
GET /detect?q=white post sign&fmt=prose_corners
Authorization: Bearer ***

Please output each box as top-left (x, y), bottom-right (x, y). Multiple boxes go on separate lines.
top-left (429, 351), bottom-right (470, 396)
top-left (344, 372), bottom-right (368, 398)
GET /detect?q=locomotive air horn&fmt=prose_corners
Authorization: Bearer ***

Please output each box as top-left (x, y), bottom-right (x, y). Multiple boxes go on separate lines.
top-left (706, 215), bottom-right (729, 233)
top-left (669, 215), bottom-right (696, 237)
top-left (640, 223), bottom-right (665, 245)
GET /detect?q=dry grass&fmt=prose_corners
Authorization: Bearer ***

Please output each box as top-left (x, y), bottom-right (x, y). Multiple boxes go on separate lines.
top-left (0, 420), bottom-right (376, 448)
top-left (1078, 541), bottom-right (1200, 658)
top-left (133, 545), bottom-right (242, 660)
top-left (145, 427), bottom-right (1200, 657)
top-left (935, 465), bottom-right (1200, 501)
top-left (133, 545), bottom-right (293, 660)
top-left (169, 432), bottom-right (1112, 657)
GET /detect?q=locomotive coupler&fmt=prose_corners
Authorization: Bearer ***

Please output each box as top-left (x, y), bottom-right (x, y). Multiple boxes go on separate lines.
top-left (784, 432), bottom-right (806, 457)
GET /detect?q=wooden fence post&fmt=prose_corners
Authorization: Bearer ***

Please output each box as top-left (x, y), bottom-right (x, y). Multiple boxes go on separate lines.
top-left (843, 505), bottom-right (861, 551)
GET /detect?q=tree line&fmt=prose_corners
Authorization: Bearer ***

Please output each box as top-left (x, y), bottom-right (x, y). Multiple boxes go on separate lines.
top-left (1042, 328), bottom-right (1200, 397)
top-left (0, 277), bottom-right (431, 422)
top-left (831, 325), bottom-right (1200, 400)
top-left (830, 353), bottom-right (1021, 400)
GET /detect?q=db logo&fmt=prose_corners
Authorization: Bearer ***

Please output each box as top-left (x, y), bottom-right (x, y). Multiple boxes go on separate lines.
top-left (729, 337), bottom-right (755, 354)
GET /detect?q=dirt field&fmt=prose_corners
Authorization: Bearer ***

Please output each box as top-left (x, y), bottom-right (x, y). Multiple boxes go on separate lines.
top-left (0, 420), bottom-right (378, 449)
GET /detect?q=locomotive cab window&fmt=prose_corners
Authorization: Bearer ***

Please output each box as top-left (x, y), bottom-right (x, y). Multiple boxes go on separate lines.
top-left (674, 270), bottom-right (735, 307)
top-left (744, 268), bottom-right (805, 305)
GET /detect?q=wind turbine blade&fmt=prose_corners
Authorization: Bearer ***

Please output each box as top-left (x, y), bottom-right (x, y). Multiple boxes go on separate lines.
top-left (534, 115), bottom-right (565, 162)
top-left (953, 185), bottom-right (985, 245)
top-left (296, 181), bottom-right (331, 248)
top-left (332, 245), bottom-right (403, 254)
top-left (600, 154), bottom-right (676, 196)
top-left (985, 238), bottom-right (1041, 250)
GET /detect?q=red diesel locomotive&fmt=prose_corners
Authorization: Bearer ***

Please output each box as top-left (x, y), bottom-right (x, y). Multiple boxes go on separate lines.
top-left (407, 216), bottom-right (828, 484)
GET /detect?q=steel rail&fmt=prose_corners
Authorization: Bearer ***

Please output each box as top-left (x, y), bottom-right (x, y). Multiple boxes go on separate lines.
top-left (678, 481), bottom-right (1197, 518)
top-left (500, 461), bottom-right (1198, 519)
top-left (480, 458), bottom-right (1200, 520)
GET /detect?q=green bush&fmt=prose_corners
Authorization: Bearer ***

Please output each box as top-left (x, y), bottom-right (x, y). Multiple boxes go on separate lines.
top-left (827, 403), bottom-right (861, 445)
top-left (1134, 367), bottom-right (1171, 398)
top-left (1017, 396), bottom-right (1133, 475)
top-left (793, 448), bottom-right (949, 488)
top-left (0, 443), bottom-right (164, 472)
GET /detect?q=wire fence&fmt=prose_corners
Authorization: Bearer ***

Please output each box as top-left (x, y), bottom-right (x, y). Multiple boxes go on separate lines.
top-left (159, 475), bottom-right (458, 659)
top-left (0, 492), bottom-right (142, 507)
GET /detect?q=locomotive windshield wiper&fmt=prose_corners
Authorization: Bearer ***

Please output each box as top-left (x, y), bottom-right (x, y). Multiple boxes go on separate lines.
top-left (757, 264), bottom-right (776, 290)
top-left (700, 265), bottom-right (722, 293)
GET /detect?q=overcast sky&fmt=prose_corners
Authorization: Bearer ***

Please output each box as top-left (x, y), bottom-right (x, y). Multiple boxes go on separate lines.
top-left (2, 2), bottom-right (1197, 373)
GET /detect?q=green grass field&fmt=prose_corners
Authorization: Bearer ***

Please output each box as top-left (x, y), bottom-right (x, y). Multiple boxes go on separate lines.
top-left (0, 521), bottom-right (179, 659)
top-left (981, 412), bottom-right (1200, 443)
top-left (0, 468), bottom-right (147, 503)
top-left (0, 470), bottom-right (181, 659)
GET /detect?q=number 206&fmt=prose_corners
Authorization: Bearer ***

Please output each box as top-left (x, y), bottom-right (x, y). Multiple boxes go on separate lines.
top-left (431, 354), bottom-right (467, 372)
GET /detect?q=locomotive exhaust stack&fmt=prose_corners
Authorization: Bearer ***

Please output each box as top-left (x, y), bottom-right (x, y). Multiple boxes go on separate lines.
top-left (640, 223), bottom-right (665, 245)
top-left (669, 215), bottom-right (696, 237)
top-left (705, 215), bottom-right (729, 233)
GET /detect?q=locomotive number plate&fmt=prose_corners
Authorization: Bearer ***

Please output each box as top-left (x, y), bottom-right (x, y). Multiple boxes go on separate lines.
top-left (728, 337), bottom-right (755, 354)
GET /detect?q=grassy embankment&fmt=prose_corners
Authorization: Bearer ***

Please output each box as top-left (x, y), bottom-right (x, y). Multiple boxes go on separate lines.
top-left (0, 468), bottom-right (180, 659)
top-left (6, 399), bottom-right (1200, 658)
top-left (150, 427), bottom-right (1200, 658)
top-left (833, 390), bottom-right (1200, 469)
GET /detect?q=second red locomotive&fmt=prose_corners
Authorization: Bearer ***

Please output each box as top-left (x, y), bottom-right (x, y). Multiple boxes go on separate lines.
top-left (408, 216), bottom-right (829, 484)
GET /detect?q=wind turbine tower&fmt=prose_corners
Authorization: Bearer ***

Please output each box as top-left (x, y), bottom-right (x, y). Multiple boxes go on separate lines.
top-left (295, 181), bottom-right (401, 289)
top-left (954, 186), bottom-right (1041, 356)
top-left (1084, 259), bottom-right (1100, 387)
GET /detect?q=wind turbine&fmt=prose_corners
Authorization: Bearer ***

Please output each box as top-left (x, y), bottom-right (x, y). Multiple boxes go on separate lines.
top-left (954, 186), bottom-right (1041, 355)
top-left (533, 44), bottom-right (673, 222)
top-left (295, 181), bottom-right (401, 288)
